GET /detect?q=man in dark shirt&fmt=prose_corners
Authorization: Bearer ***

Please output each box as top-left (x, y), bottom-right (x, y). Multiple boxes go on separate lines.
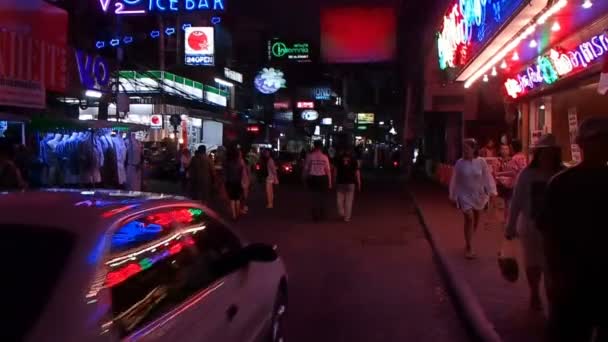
top-left (539, 117), bottom-right (608, 342)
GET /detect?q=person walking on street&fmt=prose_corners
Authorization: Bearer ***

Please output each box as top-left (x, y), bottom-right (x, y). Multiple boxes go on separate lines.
top-left (450, 138), bottom-right (497, 259)
top-left (304, 140), bottom-right (332, 221)
top-left (240, 148), bottom-right (251, 214)
top-left (179, 148), bottom-right (192, 194)
top-left (495, 144), bottom-right (514, 224)
top-left (505, 134), bottom-right (563, 311)
top-left (0, 141), bottom-right (26, 191)
top-left (538, 118), bottom-right (608, 342)
top-left (260, 149), bottom-right (278, 209)
top-left (188, 145), bottom-right (214, 205)
top-left (223, 146), bottom-right (245, 221)
top-left (334, 148), bottom-right (361, 222)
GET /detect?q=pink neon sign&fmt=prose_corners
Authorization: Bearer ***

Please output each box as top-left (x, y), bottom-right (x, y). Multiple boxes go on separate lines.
top-left (505, 33), bottom-right (608, 99)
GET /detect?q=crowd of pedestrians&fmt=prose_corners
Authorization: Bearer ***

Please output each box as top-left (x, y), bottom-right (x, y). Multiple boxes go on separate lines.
top-left (448, 118), bottom-right (608, 341)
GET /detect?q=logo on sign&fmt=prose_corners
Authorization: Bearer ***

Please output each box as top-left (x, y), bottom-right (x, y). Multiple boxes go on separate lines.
top-left (150, 114), bottom-right (162, 127)
top-left (313, 88), bottom-right (331, 100)
top-left (185, 27), bottom-right (215, 66)
top-left (76, 50), bottom-right (110, 90)
top-left (99, 0), bottom-right (225, 15)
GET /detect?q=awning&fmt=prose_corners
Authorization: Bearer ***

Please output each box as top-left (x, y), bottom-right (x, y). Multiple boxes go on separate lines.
top-left (29, 117), bottom-right (149, 131)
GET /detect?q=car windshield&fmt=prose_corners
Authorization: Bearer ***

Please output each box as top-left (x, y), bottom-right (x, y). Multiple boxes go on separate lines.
top-left (1, 225), bottom-right (75, 341)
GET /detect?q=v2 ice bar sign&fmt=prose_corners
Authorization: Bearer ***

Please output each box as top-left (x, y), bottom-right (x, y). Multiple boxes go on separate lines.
top-left (185, 27), bottom-right (215, 66)
top-left (99, 0), bottom-right (224, 15)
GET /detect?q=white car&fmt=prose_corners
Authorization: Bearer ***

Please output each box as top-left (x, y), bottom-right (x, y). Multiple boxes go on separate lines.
top-left (1, 190), bottom-right (287, 342)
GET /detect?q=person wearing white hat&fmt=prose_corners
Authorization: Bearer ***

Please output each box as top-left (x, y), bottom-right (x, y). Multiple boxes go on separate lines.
top-left (450, 138), bottom-right (497, 259)
top-left (505, 133), bottom-right (563, 311)
top-left (539, 118), bottom-right (608, 342)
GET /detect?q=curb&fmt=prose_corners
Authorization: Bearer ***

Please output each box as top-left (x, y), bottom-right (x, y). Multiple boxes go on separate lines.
top-left (408, 190), bottom-right (502, 342)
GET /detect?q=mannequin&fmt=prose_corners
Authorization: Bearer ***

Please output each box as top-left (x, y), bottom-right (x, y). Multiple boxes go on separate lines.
top-left (126, 133), bottom-right (142, 191)
top-left (113, 133), bottom-right (127, 186)
top-left (46, 134), bottom-right (63, 185)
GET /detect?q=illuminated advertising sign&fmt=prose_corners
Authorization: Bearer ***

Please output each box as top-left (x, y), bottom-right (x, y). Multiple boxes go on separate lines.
top-left (321, 118), bottom-right (332, 125)
top-left (357, 113), bottom-right (375, 124)
top-left (301, 110), bottom-right (319, 121)
top-left (296, 101), bottom-right (314, 109)
top-left (269, 39), bottom-right (311, 62)
top-left (76, 50), bottom-right (110, 90)
top-left (274, 101), bottom-right (290, 110)
top-left (185, 27), bottom-right (214, 66)
top-left (505, 34), bottom-right (608, 99)
top-left (224, 68), bottom-right (243, 83)
top-left (254, 68), bottom-right (286, 94)
top-left (274, 111), bottom-right (293, 122)
top-left (437, 0), bottom-right (526, 70)
top-left (150, 114), bottom-right (162, 127)
top-left (98, 0), bottom-right (225, 15)
top-left (312, 87), bottom-right (332, 100)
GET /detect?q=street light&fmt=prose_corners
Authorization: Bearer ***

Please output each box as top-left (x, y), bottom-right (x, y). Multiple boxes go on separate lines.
top-left (85, 90), bottom-right (102, 98)
top-left (214, 78), bottom-right (234, 87)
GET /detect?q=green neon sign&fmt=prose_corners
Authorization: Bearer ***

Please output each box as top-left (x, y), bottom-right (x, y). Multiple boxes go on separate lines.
top-left (271, 41), bottom-right (310, 59)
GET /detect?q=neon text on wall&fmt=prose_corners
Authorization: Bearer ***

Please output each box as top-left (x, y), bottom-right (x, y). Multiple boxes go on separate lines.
top-left (99, 0), bottom-right (224, 15)
top-left (76, 50), bottom-right (110, 90)
top-left (505, 33), bottom-right (608, 99)
top-left (437, 0), bottom-right (526, 70)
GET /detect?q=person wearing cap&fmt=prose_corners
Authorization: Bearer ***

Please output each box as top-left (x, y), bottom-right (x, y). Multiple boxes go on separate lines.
top-left (505, 134), bottom-right (563, 311)
top-left (450, 138), bottom-right (497, 259)
top-left (538, 118), bottom-right (608, 342)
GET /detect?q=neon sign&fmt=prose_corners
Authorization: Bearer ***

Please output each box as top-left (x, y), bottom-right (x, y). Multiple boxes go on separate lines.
top-left (505, 33), bottom-right (608, 99)
top-left (270, 41), bottom-right (310, 61)
top-left (76, 50), bottom-right (110, 90)
top-left (254, 68), bottom-right (286, 94)
top-left (437, 0), bottom-right (526, 70)
top-left (99, 0), bottom-right (224, 15)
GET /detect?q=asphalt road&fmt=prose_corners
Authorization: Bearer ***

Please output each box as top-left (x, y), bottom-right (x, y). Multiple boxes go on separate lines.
top-left (226, 173), bottom-right (470, 342)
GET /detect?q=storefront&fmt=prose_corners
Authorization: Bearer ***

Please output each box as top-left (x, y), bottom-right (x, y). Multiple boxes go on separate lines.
top-left (78, 71), bottom-right (229, 151)
top-left (502, 1), bottom-right (608, 164)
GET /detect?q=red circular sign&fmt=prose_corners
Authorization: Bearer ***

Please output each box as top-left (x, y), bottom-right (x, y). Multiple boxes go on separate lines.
top-left (151, 115), bottom-right (161, 125)
top-left (187, 30), bottom-right (209, 51)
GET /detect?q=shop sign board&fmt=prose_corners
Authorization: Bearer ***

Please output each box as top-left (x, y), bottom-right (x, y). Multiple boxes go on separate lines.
top-left (75, 50), bottom-right (111, 90)
top-left (254, 68), bottom-right (286, 94)
top-left (437, 0), bottom-right (526, 70)
top-left (274, 111), bottom-right (293, 122)
top-left (150, 114), bottom-right (163, 127)
top-left (274, 101), bottom-right (290, 110)
top-left (185, 27), bottom-right (215, 66)
top-left (296, 101), bottom-right (314, 109)
top-left (567, 108), bottom-right (582, 163)
top-left (98, 0), bottom-right (225, 15)
top-left (505, 33), bottom-right (608, 99)
top-left (269, 40), bottom-right (311, 62)
top-left (0, 77), bottom-right (46, 109)
top-left (224, 67), bottom-right (243, 83)
top-left (301, 110), bottom-right (319, 121)
top-left (357, 113), bottom-right (375, 124)
top-left (312, 87), bottom-right (332, 100)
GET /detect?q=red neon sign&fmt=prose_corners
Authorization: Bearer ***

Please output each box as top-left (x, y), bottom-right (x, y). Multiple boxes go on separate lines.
top-left (296, 101), bottom-right (314, 109)
top-left (247, 125), bottom-right (260, 133)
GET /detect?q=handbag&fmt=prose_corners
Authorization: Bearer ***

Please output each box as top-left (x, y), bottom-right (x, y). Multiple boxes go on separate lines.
top-left (498, 239), bottom-right (519, 283)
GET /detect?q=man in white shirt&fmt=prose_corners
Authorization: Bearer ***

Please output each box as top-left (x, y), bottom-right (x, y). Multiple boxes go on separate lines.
top-left (304, 140), bottom-right (332, 221)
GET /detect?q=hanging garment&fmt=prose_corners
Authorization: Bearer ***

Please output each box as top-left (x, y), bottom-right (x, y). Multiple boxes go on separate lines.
top-left (126, 137), bottom-right (142, 191)
top-left (113, 136), bottom-right (127, 185)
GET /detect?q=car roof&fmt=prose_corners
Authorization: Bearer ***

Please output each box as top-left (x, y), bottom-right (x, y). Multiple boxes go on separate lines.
top-left (0, 189), bottom-right (191, 235)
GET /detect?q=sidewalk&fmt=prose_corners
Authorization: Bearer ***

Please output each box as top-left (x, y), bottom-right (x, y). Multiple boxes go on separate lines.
top-left (410, 181), bottom-right (546, 342)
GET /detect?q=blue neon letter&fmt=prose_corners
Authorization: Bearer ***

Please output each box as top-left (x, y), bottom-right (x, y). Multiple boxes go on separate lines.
top-left (185, 0), bottom-right (195, 10)
top-left (198, 0), bottom-right (209, 10)
top-left (214, 0), bottom-right (224, 10)
top-left (169, 0), bottom-right (178, 10)
top-left (156, 0), bottom-right (166, 11)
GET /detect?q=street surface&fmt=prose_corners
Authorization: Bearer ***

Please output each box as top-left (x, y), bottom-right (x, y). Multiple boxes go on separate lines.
top-left (229, 174), bottom-right (469, 342)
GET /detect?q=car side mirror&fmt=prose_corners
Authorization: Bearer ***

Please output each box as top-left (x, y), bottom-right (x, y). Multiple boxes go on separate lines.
top-left (242, 243), bottom-right (278, 263)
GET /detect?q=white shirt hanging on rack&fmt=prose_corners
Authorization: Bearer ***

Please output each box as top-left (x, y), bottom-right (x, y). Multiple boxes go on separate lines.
top-left (113, 136), bottom-right (127, 185)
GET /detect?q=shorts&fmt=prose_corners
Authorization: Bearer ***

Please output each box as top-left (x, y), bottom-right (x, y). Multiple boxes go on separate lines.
top-left (225, 182), bottom-right (243, 201)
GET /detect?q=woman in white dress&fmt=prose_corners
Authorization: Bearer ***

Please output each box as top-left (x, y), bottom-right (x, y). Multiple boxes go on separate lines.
top-left (450, 139), bottom-right (497, 259)
top-left (505, 134), bottom-right (563, 310)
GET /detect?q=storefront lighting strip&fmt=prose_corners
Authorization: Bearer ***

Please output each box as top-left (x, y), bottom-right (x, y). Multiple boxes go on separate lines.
top-left (464, 0), bottom-right (568, 89)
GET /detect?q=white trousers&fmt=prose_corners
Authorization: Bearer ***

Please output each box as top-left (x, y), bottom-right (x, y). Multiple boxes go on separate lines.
top-left (336, 184), bottom-right (355, 220)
